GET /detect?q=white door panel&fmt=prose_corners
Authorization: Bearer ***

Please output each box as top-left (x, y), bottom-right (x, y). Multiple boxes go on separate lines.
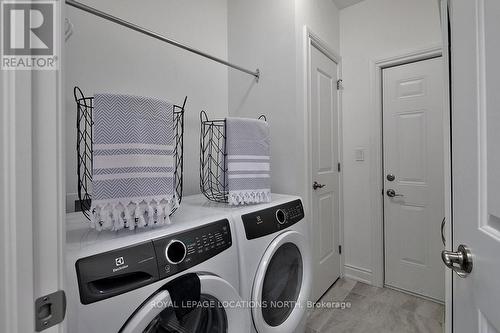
top-left (451, 0), bottom-right (500, 331)
top-left (310, 44), bottom-right (341, 301)
top-left (319, 193), bottom-right (335, 262)
top-left (383, 57), bottom-right (445, 301)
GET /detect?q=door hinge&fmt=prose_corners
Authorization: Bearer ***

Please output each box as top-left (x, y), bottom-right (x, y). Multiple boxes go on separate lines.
top-left (35, 290), bottom-right (66, 331)
top-left (337, 79), bottom-right (343, 90)
top-left (338, 245), bottom-right (342, 254)
top-left (337, 162), bottom-right (341, 172)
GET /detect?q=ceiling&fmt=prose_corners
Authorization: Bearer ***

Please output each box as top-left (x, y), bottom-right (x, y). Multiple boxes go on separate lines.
top-left (333, 0), bottom-right (366, 9)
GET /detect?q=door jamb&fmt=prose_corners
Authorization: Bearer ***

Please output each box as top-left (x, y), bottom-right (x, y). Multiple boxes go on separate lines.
top-left (439, 1), bottom-right (453, 332)
top-left (1, 68), bottom-right (36, 333)
top-left (303, 26), bottom-right (344, 279)
top-left (0, 3), bottom-right (66, 333)
top-left (369, 44), bottom-right (445, 289)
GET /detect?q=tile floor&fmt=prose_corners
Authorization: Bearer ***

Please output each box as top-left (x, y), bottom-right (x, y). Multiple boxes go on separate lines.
top-left (306, 278), bottom-right (444, 333)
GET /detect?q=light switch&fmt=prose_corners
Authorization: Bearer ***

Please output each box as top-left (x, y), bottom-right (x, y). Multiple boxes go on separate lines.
top-left (355, 148), bottom-right (365, 161)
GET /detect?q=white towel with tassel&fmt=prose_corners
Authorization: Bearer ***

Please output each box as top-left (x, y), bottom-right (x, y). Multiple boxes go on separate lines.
top-left (90, 93), bottom-right (178, 231)
top-left (226, 117), bottom-right (271, 205)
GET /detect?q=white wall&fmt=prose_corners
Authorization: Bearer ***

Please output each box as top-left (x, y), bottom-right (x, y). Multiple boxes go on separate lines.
top-left (65, 0), bottom-right (228, 211)
top-left (227, 0), bottom-right (297, 197)
top-left (228, 0), bottom-right (340, 208)
top-left (340, 0), bottom-right (441, 283)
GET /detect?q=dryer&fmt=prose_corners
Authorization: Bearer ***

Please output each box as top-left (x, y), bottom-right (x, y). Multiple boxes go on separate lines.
top-left (182, 194), bottom-right (312, 333)
top-left (65, 203), bottom-right (251, 333)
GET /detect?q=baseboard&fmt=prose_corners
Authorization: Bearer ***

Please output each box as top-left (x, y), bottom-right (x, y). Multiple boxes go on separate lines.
top-left (344, 264), bottom-right (372, 285)
top-left (384, 284), bottom-right (445, 305)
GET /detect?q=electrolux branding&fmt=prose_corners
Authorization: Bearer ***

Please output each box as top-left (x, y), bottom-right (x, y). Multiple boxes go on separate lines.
top-left (115, 257), bottom-right (125, 266)
top-left (1, 0), bottom-right (58, 70)
top-left (113, 265), bottom-right (129, 273)
top-left (113, 256), bottom-right (128, 272)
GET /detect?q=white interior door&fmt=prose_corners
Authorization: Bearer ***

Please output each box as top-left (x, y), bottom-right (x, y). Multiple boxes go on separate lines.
top-left (449, 0), bottom-right (500, 332)
top-left (383, 57), bottom-right (445, 301)
top-left (309, 43), bottom-right (341, 301)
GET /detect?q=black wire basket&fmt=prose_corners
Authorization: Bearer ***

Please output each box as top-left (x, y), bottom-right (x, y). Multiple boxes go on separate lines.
top-left (74, 86), bottom-right (186, 220)
top-left (199, 111), bottom-right (266, 203)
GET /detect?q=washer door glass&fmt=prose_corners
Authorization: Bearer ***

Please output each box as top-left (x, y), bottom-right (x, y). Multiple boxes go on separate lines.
top-left (121, 275), bottom-right (250, 333)
top-left (143, 294), bottom-right (227, 333)
top-left (261, 242), bottom-right (303, 327)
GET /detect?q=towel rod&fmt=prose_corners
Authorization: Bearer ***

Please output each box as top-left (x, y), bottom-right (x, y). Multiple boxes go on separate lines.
top-left (65, 0), bottom-right (260, 81)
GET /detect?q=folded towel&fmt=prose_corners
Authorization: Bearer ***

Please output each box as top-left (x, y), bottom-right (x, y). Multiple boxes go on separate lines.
top-left (90, 93), bottom-right (177, 231)
top-left (226, 117), bottom-right (271, 205)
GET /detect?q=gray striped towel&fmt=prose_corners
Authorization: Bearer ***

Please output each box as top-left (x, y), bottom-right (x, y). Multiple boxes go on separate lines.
top-left (91, 93), bottom-right (177, 231)
top-left (226, 117), bottom-right (271, 205)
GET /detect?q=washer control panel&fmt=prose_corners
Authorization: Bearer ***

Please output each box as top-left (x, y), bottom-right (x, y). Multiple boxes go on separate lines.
top-left (242, 199), bottom-right (304, 240)
top-left (153, 219), bottom-right (232, 279)
top-left (75, 219), bottom-right (231, 304)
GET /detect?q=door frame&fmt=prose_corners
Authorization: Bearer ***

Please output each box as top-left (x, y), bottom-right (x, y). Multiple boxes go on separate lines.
top-left (1, 69), bottom-right (36, 333)
top-left (369, 44), bottom-right (452, 331)
top-left (0, 3), bottom-right (66, 332)
top-left (303, 26), bottom-right (344, 278)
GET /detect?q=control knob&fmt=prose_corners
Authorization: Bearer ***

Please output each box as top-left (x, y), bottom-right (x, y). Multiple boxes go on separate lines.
top-left (165, 239), bottom-right (187, 264)
top-left (276, 209), bottom-right (287, 225)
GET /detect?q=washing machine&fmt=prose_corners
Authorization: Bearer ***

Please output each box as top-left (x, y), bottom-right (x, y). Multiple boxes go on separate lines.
top-left (182, 194), bottom-right (312, 333)
top-left (65, 203), bottom-right (251, 333)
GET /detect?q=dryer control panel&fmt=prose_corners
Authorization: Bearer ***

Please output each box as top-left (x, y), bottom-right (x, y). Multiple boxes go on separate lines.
top-left (75, 219), bottom-right (232, 304)
top-left (241, 199), bottom-right (304, 240)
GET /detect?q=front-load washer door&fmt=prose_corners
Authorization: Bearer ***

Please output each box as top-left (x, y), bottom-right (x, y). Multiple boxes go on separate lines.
top-left (121, 274), bottom-right (250, 333)
top-left (251, 231), bottom-right (312, 333)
